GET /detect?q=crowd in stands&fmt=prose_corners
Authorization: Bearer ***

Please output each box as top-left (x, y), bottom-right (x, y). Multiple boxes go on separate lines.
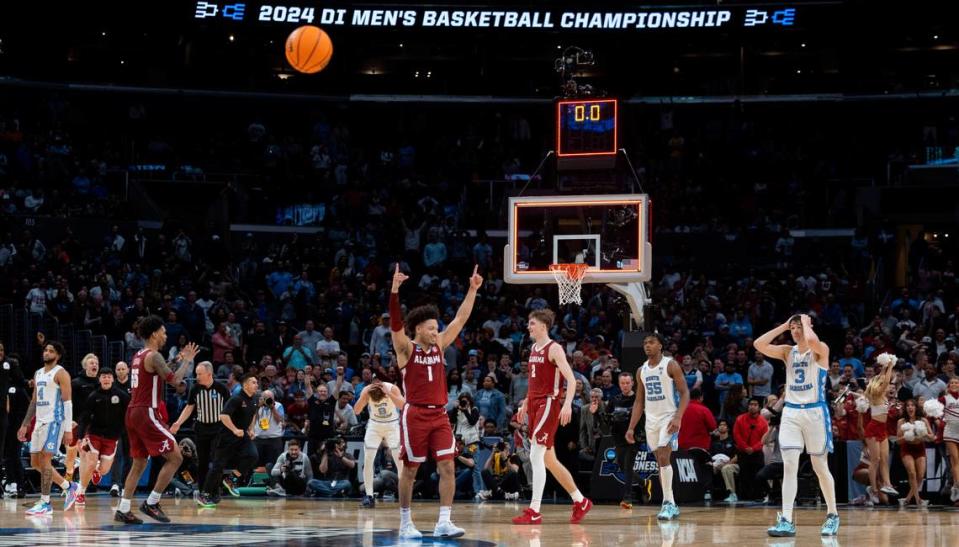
top-left (1, 92), bottom-right (957, 503)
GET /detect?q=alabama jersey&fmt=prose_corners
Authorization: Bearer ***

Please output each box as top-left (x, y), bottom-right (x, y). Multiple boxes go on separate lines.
top-left (528, 341), bottom-right (561, 400)
top-left (401, 344), bottom-right (448, 406)
top-left (129, 348), bottom-right (166, 409)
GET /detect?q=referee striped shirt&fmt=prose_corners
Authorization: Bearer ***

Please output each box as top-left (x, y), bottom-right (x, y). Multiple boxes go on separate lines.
top-left (188, 380), bottom-right (231, 425)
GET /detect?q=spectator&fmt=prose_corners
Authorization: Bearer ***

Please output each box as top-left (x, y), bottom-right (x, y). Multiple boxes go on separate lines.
top-left (475, 374), bottom-right (507, 431)
top-left (305, 385), bottom-right (336, 456)
top-left (715, 362), bottom-right (744, 408)
top-left (254, 389), bottom-right (286, 471)
top-left (579, 388), bottom-right (608, 462)
top-left (720, 384), bottom-right (747, 424)
top-left (308, 438), bottom-right (355, 497)
top-left (509, 361), bottom-right (530, 407)
top-left (839, 344), bottom-right (865, 377)
top-left (913, 364), bottom-right (947, 400)
top-left (681, 356), bottom-right (703, 391)
top-left (315, 327), bottom-right (341, 366)
top-left (747, 353), bottom-right (774, 398)
top-left (679, 388), bottom-right (718, 452)
top-left (297, 320), bottom-right (324, 354)
top-left (369, 314), bottom-right (392, 357)
top-left (334, 390), bottom-right (358, 433)
top-left (732, 397), bottom-right (769, 502)
top-left (480, 441), bottom-right (521, 500)
top-left (711, 419), bottom-right (738, 500)
top-left (423, 232), bottom-right (448, 269)
top-left (598, 369), bottom-right (619, 401)
top-left (212, 322), bottom-right (236, 365)
top-left (283, 335), bottom-right (315, 371)
top-left (165, 380), bottom-right (190, 420)
top-left (268, 439), bottom-right (313, 496)
top-left (446, 369), bottom-right (474, 411)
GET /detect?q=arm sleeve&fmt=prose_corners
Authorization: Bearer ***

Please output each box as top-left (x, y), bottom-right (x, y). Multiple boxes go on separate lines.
top-left (390, 292), bottom-right (403, 332)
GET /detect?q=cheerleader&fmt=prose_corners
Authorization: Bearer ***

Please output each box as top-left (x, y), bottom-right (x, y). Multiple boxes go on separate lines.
top-left (861, 353), bottom-right (899, 504)
top-left (896, 399), bottom-right (934, 506)
top-left (939, 377), bottom-right (959, 504)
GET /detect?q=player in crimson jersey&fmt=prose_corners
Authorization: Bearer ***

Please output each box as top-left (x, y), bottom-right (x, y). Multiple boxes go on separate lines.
top-left (391, 263), bottom-right (483, 540)
top-left (512, 308), bottom-right (592, 525)
top-left (115, 315), bottom-right (199, 524)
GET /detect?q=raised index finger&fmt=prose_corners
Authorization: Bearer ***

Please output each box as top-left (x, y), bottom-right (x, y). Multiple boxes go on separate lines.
top-left (473, 264), bottom-right (479, 276)
top-left (395, 263), bottom-right (400, 274)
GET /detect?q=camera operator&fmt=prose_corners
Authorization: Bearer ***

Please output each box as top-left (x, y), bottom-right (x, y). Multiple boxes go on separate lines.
top-left (448, 393), bottom-right (482, 497)
top-left (268, 439), bottom-right (312, 496)
top-left (253, 389), bottom-right (285, 471)
top-left (307, 437), bottom-right (355, 497)
top-left (480, 441), bottom-right (521, 500)
top-left (607, 371), bottom-right (644, 509)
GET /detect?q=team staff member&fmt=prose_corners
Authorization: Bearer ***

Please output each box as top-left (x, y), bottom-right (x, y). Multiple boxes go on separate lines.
top-left (75, 367), bottom-right (131, 505)
top-left (67, 354), bottom-right (100, 481)
top-left (607, 372), bottom-right (644, 509)
top-left (0, 343), bottom-right (25, 489)
top-left (195, 374), bottom-right (260, 507)
top-left (170, 362), bottom-right (230, 493)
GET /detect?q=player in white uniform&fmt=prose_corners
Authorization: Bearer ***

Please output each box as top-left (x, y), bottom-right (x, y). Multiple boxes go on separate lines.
top-left (625, 333), bottom-right (689, 521)
top-left (353, 380), bottom-right (406, 508)
top-left (755, 314), bottom-right (839, 537)
top-left (16, 341), bottom-right (80, 515)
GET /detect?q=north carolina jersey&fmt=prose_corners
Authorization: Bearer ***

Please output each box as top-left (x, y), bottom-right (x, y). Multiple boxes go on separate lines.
top-left (34, 365), bottom-right (64, 424)
top-left (129, 348), bottom-right (166, 409)
top-left (402, 344), bottom-right (448, 406)
top-left (640, 357), bottom-right (678, 419)
top-left (528, 341), bottom-right (561, 400)
top-left (785, 346), bottom-right (828, 405)
top-left (369, 382), bottom-right (400, 423)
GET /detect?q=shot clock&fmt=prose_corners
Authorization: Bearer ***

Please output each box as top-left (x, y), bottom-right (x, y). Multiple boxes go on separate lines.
top-left (556, 98), bottom-right (617, 169)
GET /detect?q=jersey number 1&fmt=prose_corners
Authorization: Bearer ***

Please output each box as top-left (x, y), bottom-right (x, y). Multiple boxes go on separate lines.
top-left (427, 365), bottom-right (433, 382)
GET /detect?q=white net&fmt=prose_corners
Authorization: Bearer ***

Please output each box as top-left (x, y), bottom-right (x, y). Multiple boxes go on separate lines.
top-left (549, 264), bottom-right (589, 306)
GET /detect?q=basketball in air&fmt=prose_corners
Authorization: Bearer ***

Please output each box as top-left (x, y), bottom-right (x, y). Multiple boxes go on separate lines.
top-left (285, 25), bottom-right (333, 74)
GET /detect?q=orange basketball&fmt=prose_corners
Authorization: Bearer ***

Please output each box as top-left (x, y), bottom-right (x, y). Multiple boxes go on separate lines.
top-left (285, 26), bottom-right (333, 74)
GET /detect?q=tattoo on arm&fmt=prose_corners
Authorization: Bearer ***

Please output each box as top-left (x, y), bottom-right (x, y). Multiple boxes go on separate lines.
top-left (22, 400), bottom-right (36, 429)
top-left (149, 352), bottom-right (188, 385)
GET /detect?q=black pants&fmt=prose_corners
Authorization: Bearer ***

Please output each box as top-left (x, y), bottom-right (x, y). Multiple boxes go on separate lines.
top-left (615, 439), bottom-right (640, 502)
top-left (116, 432), bottom-right (133, 486)
top-left (757, 461), bottom-right (784, 500)
top-left (194, 424), bottom-right (221, 490)
top-left (202, 438), bottom-right (257, 496)
top-left (737, 451), bottom-right (767, 500)
top-left (481, 469), bottom-right (521, 496)
top-left (254, 437), bottom-right (284, 470)
top-left (279, 472), bottom-right (307, 496)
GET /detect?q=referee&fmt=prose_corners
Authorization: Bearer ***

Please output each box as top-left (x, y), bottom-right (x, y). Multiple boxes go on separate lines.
top-left (170, 361), bottom-right (229, 490)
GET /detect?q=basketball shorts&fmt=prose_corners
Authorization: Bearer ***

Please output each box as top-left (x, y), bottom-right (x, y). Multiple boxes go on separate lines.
top-left (82, 434), bottom-right (119, 459)
top-left (365, 419), bottom-right (401, 450)
top-left (400, 404), bottom-right (455, 464)
top-left (645, 412), bottom-right (679, 451)
top-left (30, 420), bottom-right (65, 455)
top-left (780, 405), bottom-right (833, 456)
top-left (126, 406), bottom-right (177, 458)
top-left (528, 396), bottom-right (561, 448)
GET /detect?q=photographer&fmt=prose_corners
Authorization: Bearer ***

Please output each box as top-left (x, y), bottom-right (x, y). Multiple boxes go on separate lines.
top-left (448, 393), bottom-right (483, 497)
top-left (480, 441), bottom-right (521, 500)
top-left (253, 389), bottom-right (286, 471)
top-left (606, 372), bottom-right (644, 509)
top-left (268, 439), bottom-right (312, 496)
top-left (307, 437), bottom-right (355, 497)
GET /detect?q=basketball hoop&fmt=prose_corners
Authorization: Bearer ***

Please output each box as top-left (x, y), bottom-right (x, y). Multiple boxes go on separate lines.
top-left (549, 264), bottom-right (590, 306)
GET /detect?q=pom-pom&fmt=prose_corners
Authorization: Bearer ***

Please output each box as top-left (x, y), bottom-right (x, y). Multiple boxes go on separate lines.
top-left (875, 353), bottom-right (898, 367)
top-left (904, 430), bottom-right (916, 442)
top-left (855, 396), bottom-right (870, 413)
top-left (901, 422), bottom-right (915, 432)
top-left (924, 399), bottom-right (944, 419)
top-left (914, 421), bottom-right (928, 437)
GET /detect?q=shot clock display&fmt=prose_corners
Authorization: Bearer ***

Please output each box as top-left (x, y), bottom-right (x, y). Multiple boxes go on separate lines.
top-left (556, 98), bottom-right (617, 160)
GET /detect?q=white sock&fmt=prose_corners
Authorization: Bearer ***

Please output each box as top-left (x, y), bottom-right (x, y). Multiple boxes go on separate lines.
top-left (363, 448), bottom-right (377, 497)
top-left (438, 506), bottom-right (451, 524)
top-left (660, 465), bottom-right (674, 504)
top-left (78, 485), bottom-right (86, 495)
top-left (529, 443), bottom-right (547, 513)
top-left (119, 498), bottom-right (131, 513)
top-left (811, 455), bottom-right (837, 514)
top-left (400, 507), bottom-right (412, 527)
top-left (571, 489), bottom-right (584, 504)
top-left (782, 451), bottom-right (800, 522)
top-left (61, 480), bottom-right (70, 489)
top-left (147, 490), bottom-right (161, 505)
top-left (41, 494), bottom-right (51, 503)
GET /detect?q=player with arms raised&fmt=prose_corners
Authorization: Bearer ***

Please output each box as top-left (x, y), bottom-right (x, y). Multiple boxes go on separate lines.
top-left (512, 308), bottom-right (592, 525)
top-left (115, 315), bottom-right (199, 524)
top-left (754, 314), bottom-right (839, 537)
top-left (624, 333), bottom-right (689, 521)
top-left (391, 263), bottom-right (482, 539)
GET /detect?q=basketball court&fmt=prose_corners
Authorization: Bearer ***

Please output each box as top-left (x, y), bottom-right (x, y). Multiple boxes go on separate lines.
top-left (1, 497), bottom-right (957, 546)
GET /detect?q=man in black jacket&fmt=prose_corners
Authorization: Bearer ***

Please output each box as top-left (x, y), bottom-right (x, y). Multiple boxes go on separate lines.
top-left (305, 384), bottom-right (336, 461)
top-left (67, 353), bottom-right (101, 481)
top-left (0, 347), bottom-right (26, 496)
top-left (76, 367), bottom-right (130, 505)
top-left (607, 372), bottom-right (645, 509)
top-left (195, 375), bottom-right (259, 507)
